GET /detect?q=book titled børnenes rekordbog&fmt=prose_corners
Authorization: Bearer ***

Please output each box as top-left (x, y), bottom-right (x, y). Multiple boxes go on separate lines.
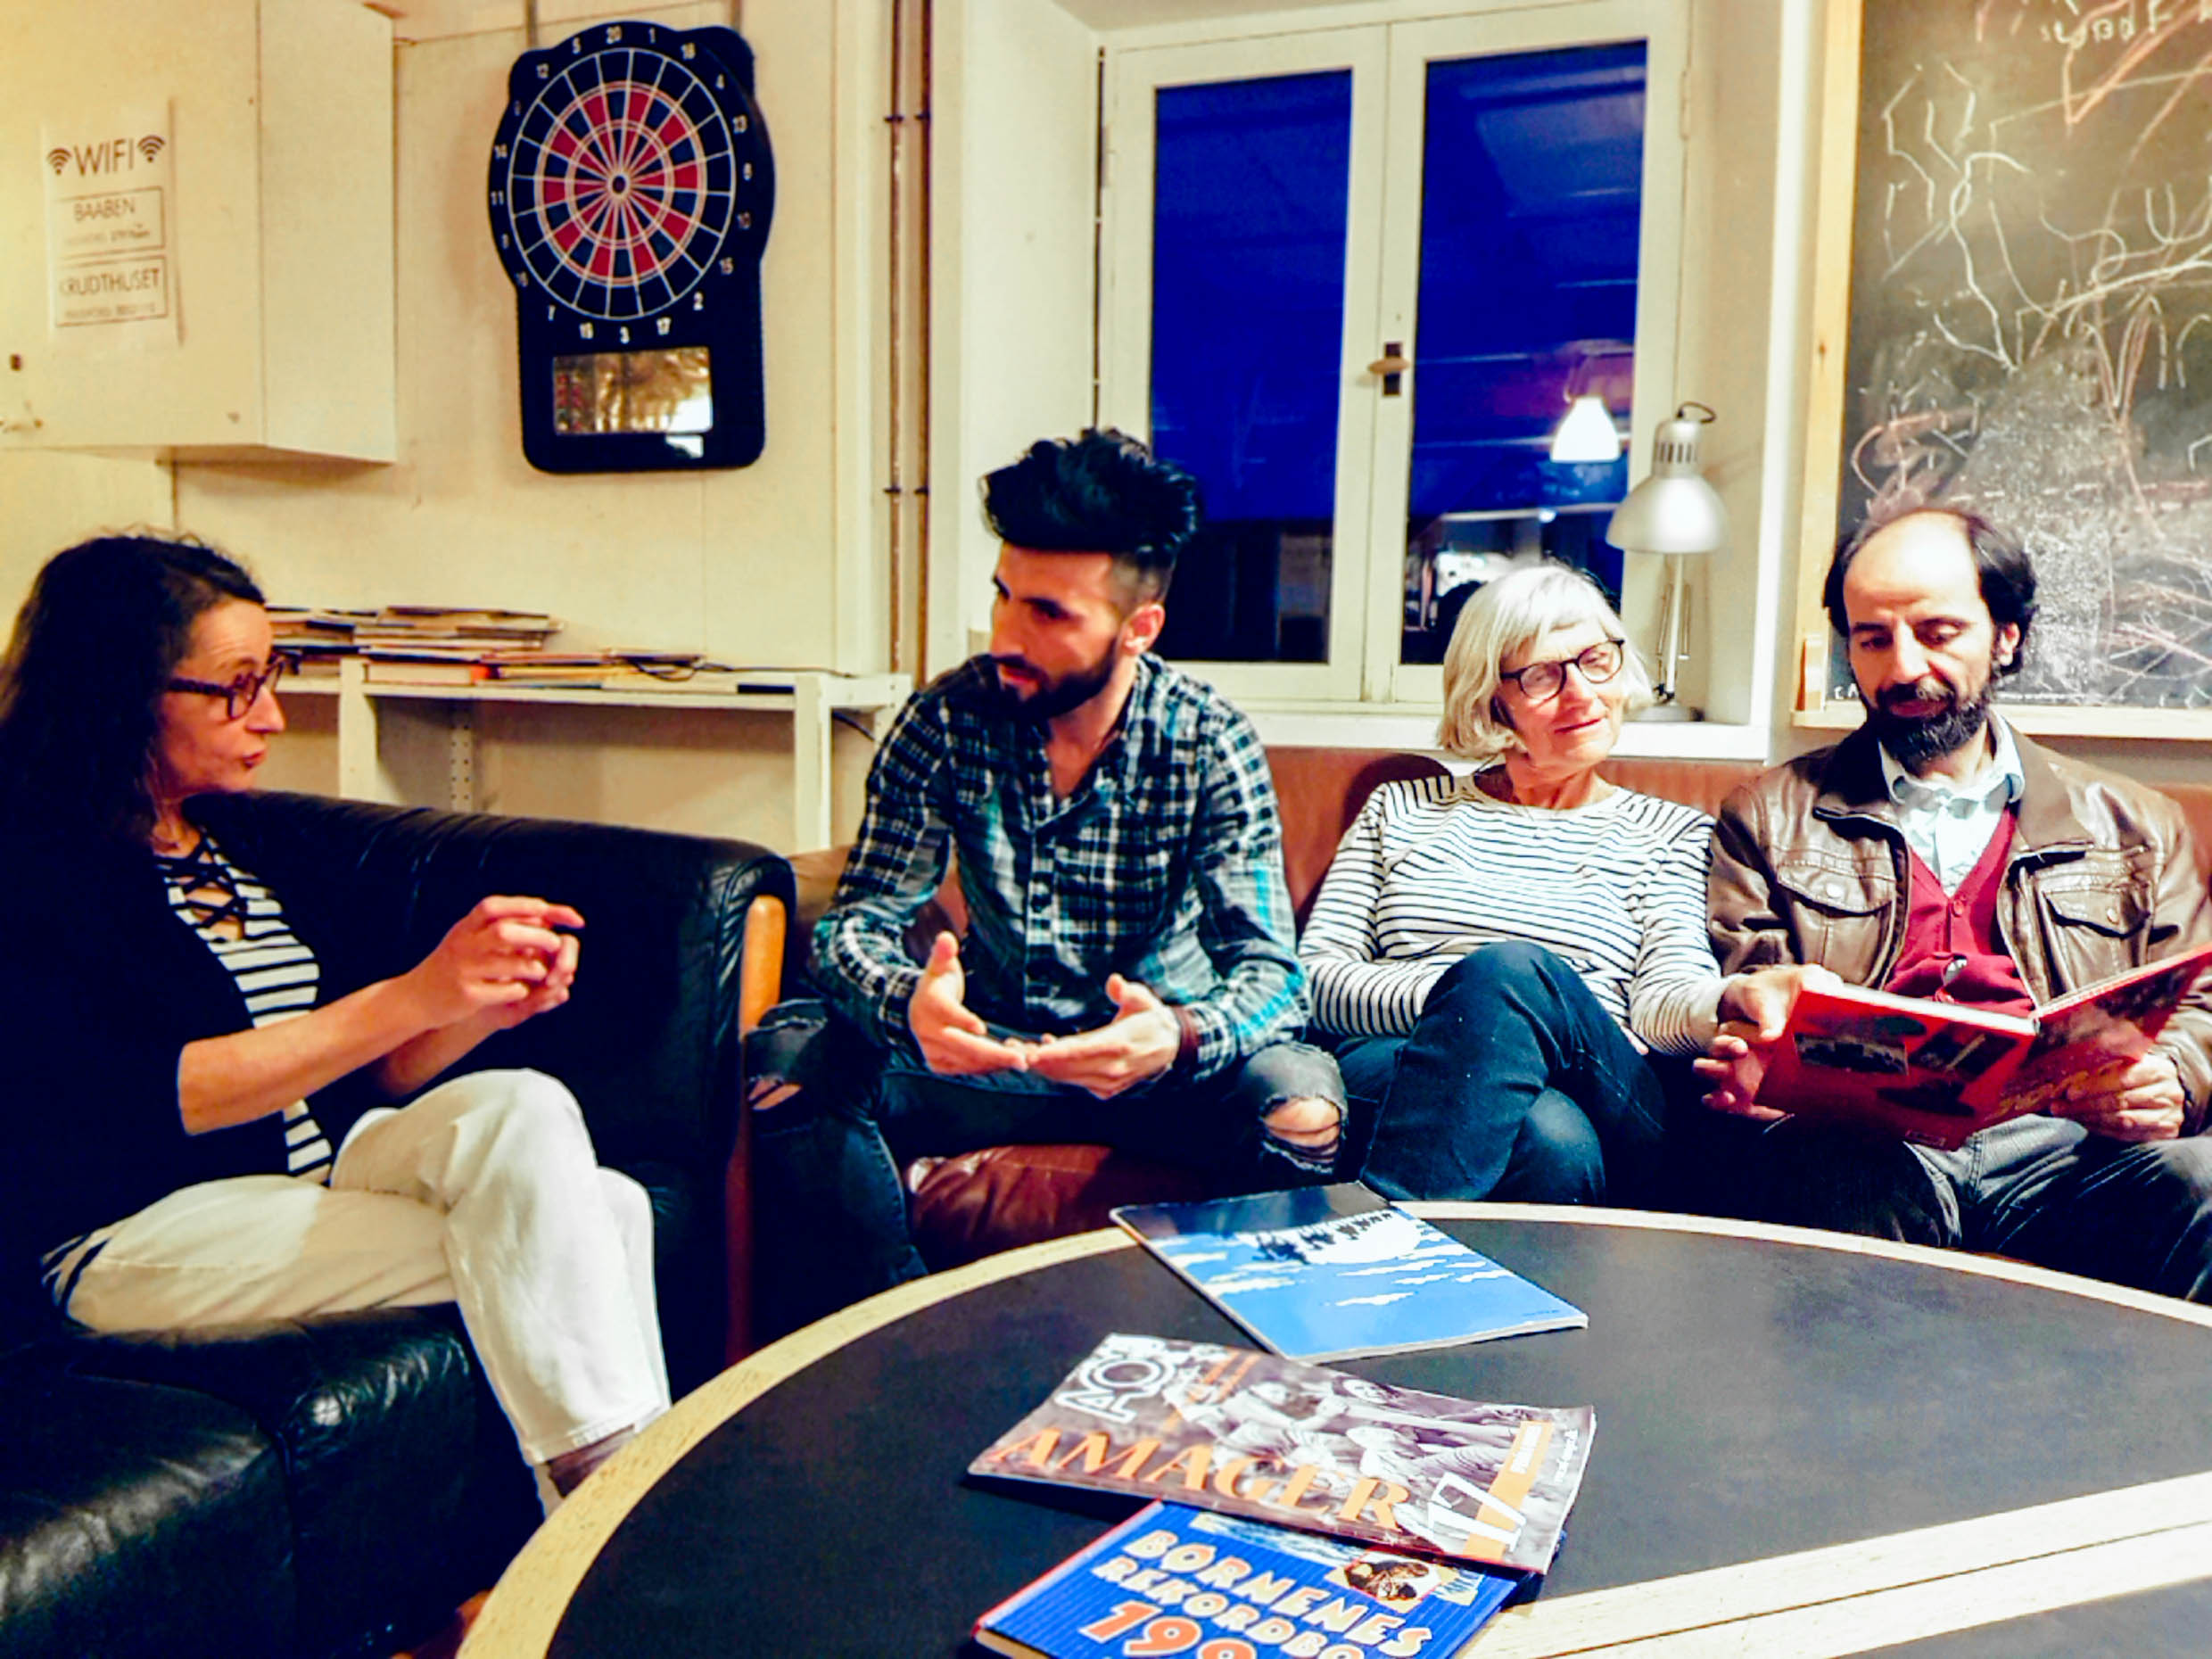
top-left (974, 1500), bottom-right (1520, 1659)
top-left (969, 1333), bottom-right (1592, 1575)
top-left (1113, 1184), bottom-right (1586, 1362)
top-left (1754, 941), bottom-right (2212, 1150)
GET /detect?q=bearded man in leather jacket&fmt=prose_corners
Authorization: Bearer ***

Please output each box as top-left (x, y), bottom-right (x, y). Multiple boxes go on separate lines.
top-left (1696, 506), bottom-right (2212, 1302)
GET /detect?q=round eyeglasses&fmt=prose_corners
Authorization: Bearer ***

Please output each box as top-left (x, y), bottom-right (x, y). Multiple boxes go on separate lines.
top-left (1498, 638), bottom-right (1626, 703)
top-left (166, 653), bottom-right (294, 720)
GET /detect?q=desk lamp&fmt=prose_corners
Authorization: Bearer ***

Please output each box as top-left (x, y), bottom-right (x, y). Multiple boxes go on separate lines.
top-left (1605, 401), bottom-right (1725, 721)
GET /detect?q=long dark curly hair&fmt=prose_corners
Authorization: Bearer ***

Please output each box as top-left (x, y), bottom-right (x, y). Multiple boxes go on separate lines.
top-left (0, 534), bottom-right (264, 845)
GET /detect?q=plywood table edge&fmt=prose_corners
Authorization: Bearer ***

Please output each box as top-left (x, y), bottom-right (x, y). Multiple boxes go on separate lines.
top-left (1478, 1518), bottom-right (2212, 1658)
top-left (459, 1229), bottom-right (1128, 1657)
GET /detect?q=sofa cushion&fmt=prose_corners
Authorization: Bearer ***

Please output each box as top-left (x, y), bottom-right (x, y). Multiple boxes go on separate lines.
top-left (909, 1145), bottom-right (1215, 1270)
top-left (1266, 747), bottom-right (1453, 926)
top-left (0, 1374), bottom-right (293, 1659)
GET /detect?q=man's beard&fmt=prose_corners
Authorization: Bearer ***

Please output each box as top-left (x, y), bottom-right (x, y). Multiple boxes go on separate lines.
top-left (990, 648), bottom-right (1117, 722)
top-left (1867, 676), bottom-right (1993, 771)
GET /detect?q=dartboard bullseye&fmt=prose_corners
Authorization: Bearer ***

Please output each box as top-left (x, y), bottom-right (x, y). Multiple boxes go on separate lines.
top-left (490, 21), bottom-right (772, 473)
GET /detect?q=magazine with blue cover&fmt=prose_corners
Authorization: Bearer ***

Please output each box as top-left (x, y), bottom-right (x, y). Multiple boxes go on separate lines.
top-left (975, 1500), bottom-right (1520, 1659)
top-left (1113, 1184), bottom-right (1587, 1361)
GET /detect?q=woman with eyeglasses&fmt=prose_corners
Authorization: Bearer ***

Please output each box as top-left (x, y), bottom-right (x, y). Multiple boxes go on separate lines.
top-left (0, 535), bottom-right (667, 1506)
top-left (1300, 561), bottom-right (1811, 1206)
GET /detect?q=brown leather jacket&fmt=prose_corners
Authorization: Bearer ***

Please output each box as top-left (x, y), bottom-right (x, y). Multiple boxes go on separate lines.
top-left (1709, 723), bottom-right (2212, 1135)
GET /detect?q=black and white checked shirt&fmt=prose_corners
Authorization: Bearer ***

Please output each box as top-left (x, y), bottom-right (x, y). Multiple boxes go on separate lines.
top-left (812, 654), bottom-right (1308, 1080)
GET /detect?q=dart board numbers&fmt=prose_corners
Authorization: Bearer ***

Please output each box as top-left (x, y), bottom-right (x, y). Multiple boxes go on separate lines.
top-left (489, 21), bottom-right (773, 473)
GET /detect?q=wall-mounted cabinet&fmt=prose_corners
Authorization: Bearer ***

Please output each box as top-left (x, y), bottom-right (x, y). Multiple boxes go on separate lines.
top-left (0, 0), bottom-right (394, 462)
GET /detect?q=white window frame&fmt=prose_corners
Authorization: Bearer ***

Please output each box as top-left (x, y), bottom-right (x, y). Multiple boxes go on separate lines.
top-left (1097, 0), bottom-right (1689, 713)
top-left (1100, 27), bottom-right (1391, 704)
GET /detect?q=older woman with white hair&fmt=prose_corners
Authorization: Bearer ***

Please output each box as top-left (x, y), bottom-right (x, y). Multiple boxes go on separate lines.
top-left (1300, 561), bottom-right (1802, 1206)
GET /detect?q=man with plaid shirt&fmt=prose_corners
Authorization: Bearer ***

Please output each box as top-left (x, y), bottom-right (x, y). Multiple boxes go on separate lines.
top-left (748, 430), bottom-right (1346, 1333)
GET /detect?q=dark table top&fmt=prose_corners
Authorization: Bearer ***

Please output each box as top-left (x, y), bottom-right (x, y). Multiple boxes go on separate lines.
top-left (460, 1208), bottom-right (2212, 1659)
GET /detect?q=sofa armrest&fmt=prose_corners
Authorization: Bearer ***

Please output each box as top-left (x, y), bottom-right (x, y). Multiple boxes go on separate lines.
top-left (780, 844), bottom-right (966, 995)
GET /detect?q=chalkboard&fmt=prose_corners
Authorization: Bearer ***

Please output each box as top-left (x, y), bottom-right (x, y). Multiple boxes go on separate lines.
top-left (1822, 1), bottom-right (2212, 714)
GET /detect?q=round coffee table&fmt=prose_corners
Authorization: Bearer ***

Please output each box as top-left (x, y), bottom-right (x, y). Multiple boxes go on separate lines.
top-left (459, 1206), bottom-right (2212, 1658)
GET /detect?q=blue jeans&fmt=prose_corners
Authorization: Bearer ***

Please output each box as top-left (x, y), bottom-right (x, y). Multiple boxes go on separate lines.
top-left (1337, 942), bottom-right (1685, 1206)
top-left (1723, 1112), bottom-right (2212, 1303)
top-left (745, 1002), bottom-right (1347, 1335)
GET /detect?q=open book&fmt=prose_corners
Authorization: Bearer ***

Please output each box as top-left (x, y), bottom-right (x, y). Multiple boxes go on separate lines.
top-left (1754, 942), bottom-right (2212, 1148)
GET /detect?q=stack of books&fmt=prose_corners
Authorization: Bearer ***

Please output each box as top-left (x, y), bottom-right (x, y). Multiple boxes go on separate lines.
top-left (478, 649), bottom-right (707, 688)
top-left (352, 607), bottom-right (561, 683)
top-left (264, 606), bottom-right (732, 690)
top-left (266, 607), bottom-right (376, 678)
top-left (968, 1185), bottom-right (1597, 1657)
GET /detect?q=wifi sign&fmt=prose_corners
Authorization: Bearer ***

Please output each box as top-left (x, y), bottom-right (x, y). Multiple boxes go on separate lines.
top-left (46, 148), bottom-right (70, 174)
top-left (138, 135), bottom-right (164, 163)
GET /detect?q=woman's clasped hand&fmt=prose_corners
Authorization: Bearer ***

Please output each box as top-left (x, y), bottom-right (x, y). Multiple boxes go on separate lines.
top-left (409, 896), bottom-right (586, 1029)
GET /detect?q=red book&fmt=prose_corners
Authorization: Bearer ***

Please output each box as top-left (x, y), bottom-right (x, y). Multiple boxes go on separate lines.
top-left (1755, 942), bottom-right (2212, 1148)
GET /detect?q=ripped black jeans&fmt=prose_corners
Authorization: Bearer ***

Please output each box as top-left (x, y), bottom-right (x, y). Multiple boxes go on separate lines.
top-left (745, 1001), bottom-right (1347, 1337)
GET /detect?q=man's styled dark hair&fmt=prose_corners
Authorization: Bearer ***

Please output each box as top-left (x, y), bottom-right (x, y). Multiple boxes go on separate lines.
top-left (1823, 504), bottom-right (2038, 678)
top-left (0, 533), bottom-right (264, 844)
top-left (980, 428), bottom-right (1202, 602)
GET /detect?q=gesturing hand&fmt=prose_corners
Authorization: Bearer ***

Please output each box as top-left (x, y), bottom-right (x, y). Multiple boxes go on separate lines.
top-left (405, 896), bottom-right (585, 1030)
top-left (1026, 973), bottom-right (1181, 1099)
top-left (907, 931), bottom-right (1030, 1077)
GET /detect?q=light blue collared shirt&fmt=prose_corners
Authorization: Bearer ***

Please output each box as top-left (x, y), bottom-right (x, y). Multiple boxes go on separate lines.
top-left (1879, 714), bottom-right (2026, 894)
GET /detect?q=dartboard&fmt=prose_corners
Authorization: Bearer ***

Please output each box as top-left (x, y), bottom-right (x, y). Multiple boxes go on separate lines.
top-left (489, 21), bottom-right (773, 473)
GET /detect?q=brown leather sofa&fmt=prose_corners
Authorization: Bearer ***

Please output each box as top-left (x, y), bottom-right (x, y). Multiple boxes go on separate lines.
top-left (787, 745), bottom-right (2212, 1273)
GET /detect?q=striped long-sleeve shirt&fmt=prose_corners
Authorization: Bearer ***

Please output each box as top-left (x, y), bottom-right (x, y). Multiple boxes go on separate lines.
top-left (156, 832), bottom-right (335, 1181)
top-left (812, 654), bottom-right (1307, 1080)
top-left (1298, 772), bottom-right (1727, 1054)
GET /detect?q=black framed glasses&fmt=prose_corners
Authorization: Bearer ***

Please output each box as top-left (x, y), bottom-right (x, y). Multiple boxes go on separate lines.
top-left (1499, 638), bottom-right (1626, 703)
top-left (166, 653), bottom-right (294, 719)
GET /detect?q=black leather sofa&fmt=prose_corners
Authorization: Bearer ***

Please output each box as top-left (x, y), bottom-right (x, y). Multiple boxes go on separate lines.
top-left (0, 791), bottom-right (792, 1659)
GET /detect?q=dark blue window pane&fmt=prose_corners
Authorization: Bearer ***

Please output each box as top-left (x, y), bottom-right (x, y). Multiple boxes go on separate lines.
top-left (1402, 43), bottom-right (1646, 664)
top-left (1149, 70), bottom-right (1351, 664)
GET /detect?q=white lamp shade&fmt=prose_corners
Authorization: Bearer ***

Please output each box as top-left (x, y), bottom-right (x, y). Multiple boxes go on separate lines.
top-left (1605, 405), bottom-right (1727, 555)
top-left (1548, 394), bottom-right (1622, 463)
top-left (1605, 474), bottom-right (1727, 554)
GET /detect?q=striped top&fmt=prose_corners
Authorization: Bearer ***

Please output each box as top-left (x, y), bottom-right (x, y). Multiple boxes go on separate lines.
top-left (155, 832), bottom-right (334, 1182)
top-left (1299, 772), bottom-right (1727, 1054)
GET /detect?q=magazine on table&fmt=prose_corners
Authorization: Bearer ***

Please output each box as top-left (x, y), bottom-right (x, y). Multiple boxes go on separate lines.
top-left (1113, 1184), bottom-right (1586, 1361)
top-left (1754, 941), bottom-right (2212, 1150)
top-left (974, 1500), bottom-right (1520, 1659)
top-left (970, 1333), bottom-right (1592, 1574)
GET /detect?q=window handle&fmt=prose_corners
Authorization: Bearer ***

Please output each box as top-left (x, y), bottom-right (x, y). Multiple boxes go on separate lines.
top-left (1367, 343), bottom-right (1409, 395)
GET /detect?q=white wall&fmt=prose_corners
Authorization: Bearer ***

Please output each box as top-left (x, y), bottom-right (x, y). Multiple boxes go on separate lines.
top-left (928, 0), bottom-right (1102, 673)
top-left (174, 4), bottom-right (854, 666)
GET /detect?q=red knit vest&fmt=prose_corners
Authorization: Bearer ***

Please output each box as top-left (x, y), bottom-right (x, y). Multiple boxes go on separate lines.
top-left (1884, 808), bottom-right (2036, 1013)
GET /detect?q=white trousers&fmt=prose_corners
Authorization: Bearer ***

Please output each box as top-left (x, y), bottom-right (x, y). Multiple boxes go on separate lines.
top-left (61, 1068), bottom-right (671, 1466)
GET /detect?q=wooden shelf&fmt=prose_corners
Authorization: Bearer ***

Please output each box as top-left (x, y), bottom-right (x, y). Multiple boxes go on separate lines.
top-left (296, 660), bottom-right (910, 847)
